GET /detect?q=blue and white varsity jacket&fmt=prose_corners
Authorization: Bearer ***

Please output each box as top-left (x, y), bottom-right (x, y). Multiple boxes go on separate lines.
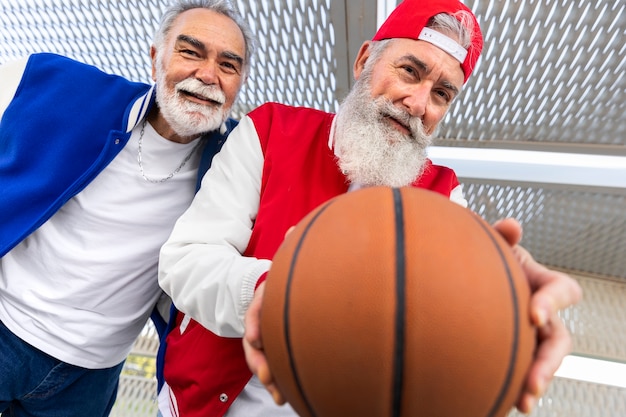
top-left (0, 52), bottom-right (234, 257)
top-left (0, 53), bottom-right (235, 365)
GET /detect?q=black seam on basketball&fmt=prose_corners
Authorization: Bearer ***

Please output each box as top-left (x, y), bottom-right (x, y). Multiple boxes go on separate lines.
top-left (284, 200), bottom-right (335, 417)
top-left (392, 188), bottom-right (406, 417)
top-left (470, 216), bottom-right (521, 417)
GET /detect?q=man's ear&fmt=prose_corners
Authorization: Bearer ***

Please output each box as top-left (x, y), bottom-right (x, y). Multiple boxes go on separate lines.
top-left (353, 41), bottom-right (372, 81)
top-left (150, 45), bottom-right (158, 82)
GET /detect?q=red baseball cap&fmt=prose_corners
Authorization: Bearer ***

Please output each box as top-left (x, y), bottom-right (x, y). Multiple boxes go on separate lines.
top-left (372, 0), bottom-right (483, 83)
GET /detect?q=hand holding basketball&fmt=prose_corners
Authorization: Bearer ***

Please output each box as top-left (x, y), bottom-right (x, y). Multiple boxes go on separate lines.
top-left (259, 187), bottom-right (535, 417)
top-left (492, 220), bottom-right (583, 412)
top-left (243, 281), bottom-right (286, 405)
top-left (244, 188), bottom-right (582, 416)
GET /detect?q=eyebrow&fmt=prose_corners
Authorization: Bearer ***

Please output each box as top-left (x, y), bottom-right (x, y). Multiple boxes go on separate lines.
top-left (177, 34), bottom-right (205, 51)
top-left (221, 50), bottom-right (244, 67)
top-left (399, 54), bottom-right (460, 97)
top-left (176, 34), bottom-right (244, 67)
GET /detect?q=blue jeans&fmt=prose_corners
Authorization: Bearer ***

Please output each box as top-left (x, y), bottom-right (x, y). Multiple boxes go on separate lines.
top-left (0, 320), bottom-right (124, 417)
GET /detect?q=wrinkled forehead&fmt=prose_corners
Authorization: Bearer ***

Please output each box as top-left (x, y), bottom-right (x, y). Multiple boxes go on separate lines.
top-left (166, 9), bottom-right (245, 53)
top-left (385, 37), bottom-right (465, 90)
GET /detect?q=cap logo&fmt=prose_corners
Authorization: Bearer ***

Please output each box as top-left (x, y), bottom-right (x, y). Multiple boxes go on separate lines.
top-left (417, 27), bottom-right (467, 63)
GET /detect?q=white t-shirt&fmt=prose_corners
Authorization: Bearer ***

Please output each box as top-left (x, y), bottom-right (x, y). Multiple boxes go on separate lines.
top-left (0, 121), bottom-right (202, 368)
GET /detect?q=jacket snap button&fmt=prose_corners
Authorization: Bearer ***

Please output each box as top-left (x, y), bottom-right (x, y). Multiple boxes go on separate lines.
top-left (114, 138), bottom-right (121, 145)
top-left (219, 393), bottom-right (228, 402)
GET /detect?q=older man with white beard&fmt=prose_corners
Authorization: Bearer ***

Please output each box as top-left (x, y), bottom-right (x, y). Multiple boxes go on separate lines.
top-left (334, 68), bottom-right (438, 189)
top-left (0, 1), bottom-right (254, 416)
top-left (158, 1), bottom-right (581, 416)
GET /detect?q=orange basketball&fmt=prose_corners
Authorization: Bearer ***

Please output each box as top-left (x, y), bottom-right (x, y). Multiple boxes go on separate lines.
top-left (261, 186), bottom-right (536, 417)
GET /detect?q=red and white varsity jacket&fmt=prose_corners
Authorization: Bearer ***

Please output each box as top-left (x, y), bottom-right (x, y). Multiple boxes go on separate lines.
top-left (158, 102), bottom-right (465, 416)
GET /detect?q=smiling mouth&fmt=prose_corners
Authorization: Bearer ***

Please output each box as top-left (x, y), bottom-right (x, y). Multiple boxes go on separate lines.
top-left (384, 115), bottom-right (412, 136)
top-left (180, 90), bottom-right (223, 106)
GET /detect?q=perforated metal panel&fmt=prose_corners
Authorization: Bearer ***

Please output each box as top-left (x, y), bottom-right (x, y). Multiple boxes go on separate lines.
top-left (507, 377), bottom-right (626, 417)
top-left (563, 275), bottom-right (626, 362)
top-left (235, 1), bottom-right (338, 114)
top-left (463, 180), bottom-right (626, 280)
top-left (110, 323), bottom-right (159, 417)
top-left (442, 0), bottom-right (625, 146)
top-left (110, 375), bottom-right (157, 417)
top-left (0, 0), bottom-right (163, 82)
top-left (0, 0), bottom-right (339, 116)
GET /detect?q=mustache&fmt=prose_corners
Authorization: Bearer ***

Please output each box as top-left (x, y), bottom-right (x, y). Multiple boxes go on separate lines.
top-left (377, 99), bottom-right (428, 141)
top-left (175, 78), bottom-right (226, 105)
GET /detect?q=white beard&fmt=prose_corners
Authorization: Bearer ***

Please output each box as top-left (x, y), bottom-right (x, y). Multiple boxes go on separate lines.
top-left (154, 56), bottom-right (229, 138)
top-left (333, 77), bottom-right (433, 188)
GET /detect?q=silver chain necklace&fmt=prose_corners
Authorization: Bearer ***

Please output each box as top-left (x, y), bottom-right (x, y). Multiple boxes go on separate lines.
top-left (137, 119), bottom-right (202, 183)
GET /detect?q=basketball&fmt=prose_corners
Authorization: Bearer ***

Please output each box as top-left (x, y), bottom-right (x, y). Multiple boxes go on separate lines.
top-left (260, 186), bottom-right (536, 417)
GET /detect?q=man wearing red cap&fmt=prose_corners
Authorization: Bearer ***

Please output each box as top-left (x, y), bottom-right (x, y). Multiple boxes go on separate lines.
top-left (157, 1), bottom-right (582, 416)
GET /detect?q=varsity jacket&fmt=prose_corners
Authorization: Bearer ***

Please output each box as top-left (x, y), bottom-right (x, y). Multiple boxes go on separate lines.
top-left (158, 102), bottom-right (465, 416)
top-left (0, 53), bottom-right (233, 258)
top-left (0, 53), bottom-right (234, 354)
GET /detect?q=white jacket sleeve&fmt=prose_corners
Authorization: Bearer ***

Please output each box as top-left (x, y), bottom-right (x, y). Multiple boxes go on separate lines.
top-left (449, 183), bottom-right (468, 208)
top-left (158, 116), bottom-right (270, 338)
top-left (0, 56), bottom-right (29, 120)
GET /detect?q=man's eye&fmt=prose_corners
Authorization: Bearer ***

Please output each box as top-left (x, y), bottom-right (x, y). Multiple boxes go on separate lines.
top-left (400, 65), bottom-right (420, 81)
top-left (181, 49), bottom-right (199, 57)
top-left (221, 62), bottom-right (239, 74)
top-left (435, 90), bottom-right (452, 103)
top-left (403, 65), bottom-right (415, 75)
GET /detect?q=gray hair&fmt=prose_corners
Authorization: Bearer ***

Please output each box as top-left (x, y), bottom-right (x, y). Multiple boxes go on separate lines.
top-left (359, 38), bottom-right (391, 77)
top-left (428, 10), bottom-right (475, 49)
top-left (153, 0), bottom-right (256, 79)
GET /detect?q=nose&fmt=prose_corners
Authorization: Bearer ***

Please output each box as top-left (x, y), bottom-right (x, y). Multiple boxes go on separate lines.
top-left (401, 84), bottom-right (429, 118)
top-left (195, 60), bottom-right (219, 85)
